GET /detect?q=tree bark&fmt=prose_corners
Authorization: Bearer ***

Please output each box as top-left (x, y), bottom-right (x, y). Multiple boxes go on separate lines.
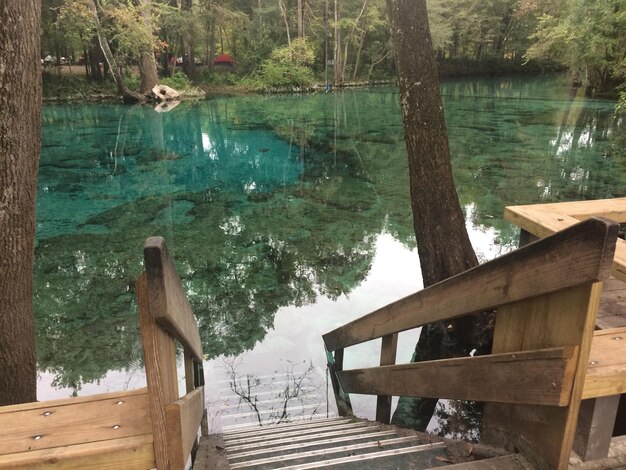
top-left (0, 0), bottom-right (41, 406)
top-left (138, 0), bottom-right (159, 94)
top-left (90, 0), bottom-right (145, 103)
top-left (279, 0), bottom-right (292, 50)
top-left (181, 0), bottom-right (195, 78)
top-left (297, 0), bottom-right (304, 38)
top-left (386, 0), bottom-right (492, 431)
top-left (333, 0), bottom-right (341, 85)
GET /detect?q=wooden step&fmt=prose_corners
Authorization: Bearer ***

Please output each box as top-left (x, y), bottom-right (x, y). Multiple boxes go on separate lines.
top-left (229, 438), bottom-right (443, 469)
top-left (227, 430), bottom-right (398, 463)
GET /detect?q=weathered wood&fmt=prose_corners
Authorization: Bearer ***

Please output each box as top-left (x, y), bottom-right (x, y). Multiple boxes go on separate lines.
top-left (144, 237), bottom-right (203, 362)
top-left (482, 282), bottom-right (604, 470)
top-left (165, 387), bottom-right (205, 470)
top-left (0, 434), bottom-right (155, 469)
top-left (326, 348), bottom-right (353, 417)
top-left (338, 346), bottom-right (578, 406)
top-left (376, 334), bottom-right (398, 424)
top-left (574, 396), bottom-right (620, 461)
top-left (0, 389), bottom-right (150, 455)
top-left (583, 327), bottom-right (626, 399)
top-left (323, 218), bottom-right (617, 351)
top-left (137, 272), bottom-right (179, 470)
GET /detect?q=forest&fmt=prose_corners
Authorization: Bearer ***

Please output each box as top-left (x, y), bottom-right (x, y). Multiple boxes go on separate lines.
top-left (40, 0), bottom-right (626, 98)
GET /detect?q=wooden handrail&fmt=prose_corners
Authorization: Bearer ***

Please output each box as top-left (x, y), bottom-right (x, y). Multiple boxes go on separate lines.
top-left (323, 217), bottom-right (617, 352)
top-left (337, 346), bottom-right (578, 406)
top-left (144, 236), bottom-right (203, 362)
top-left (323, 217), bottom-right (620, 469)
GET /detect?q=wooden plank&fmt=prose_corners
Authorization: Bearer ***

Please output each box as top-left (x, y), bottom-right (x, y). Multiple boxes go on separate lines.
top-left (0, 389), bottom-right (151, 455)
top-left (582, 327), bottom-right (626, 399)
top-left (144, 237), bottom-right (203, 362)
top-left (482, 282), bottom-right (603, 470)
top-left (506, 197), bottom-right (626, 222)
top-left (0, 388), bottom-right (148, 415)
top-left (375, 333), bottom-right (397, 424)
top-left (137, 272), bottom-right (179, 470)
top-left (505, 205), bottom-right (626, 284)
top-left (338, 346), bottom-right (578, 406)
top-left (0, 434), bottom-right (155, 469)
top-left (165, 387), bottom-right (205, 470)
top-left (323, 218), bottom-right (617, 351)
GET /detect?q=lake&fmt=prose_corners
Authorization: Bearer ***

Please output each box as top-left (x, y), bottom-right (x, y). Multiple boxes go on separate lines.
top-left (36, 75), bottom-right (626, 432)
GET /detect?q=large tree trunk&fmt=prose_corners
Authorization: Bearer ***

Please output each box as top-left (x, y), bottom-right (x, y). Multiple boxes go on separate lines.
top-left (386, 0), bottom-right (492, 431)
top-left (0, 0), bottom-right (41, 406)
top-left (138, 0), bottom-right (159, 94)
top-left (90, 0), bottom-right (145, 103)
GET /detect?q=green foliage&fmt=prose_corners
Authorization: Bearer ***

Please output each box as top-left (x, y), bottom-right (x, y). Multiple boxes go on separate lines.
top-left (42, 73), bottom-right (116, 99)
top-left (270, 38), bottom-right (315, 66)
top-left (160, 71), bottom-right (192, 90)
top-left (523, 0), bottom-right (626, 94)
top-left (243, 39), bottom-right (317, 89)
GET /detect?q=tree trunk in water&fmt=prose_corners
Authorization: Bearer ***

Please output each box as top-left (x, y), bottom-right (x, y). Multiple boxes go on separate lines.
top-left (90, 0), bottom-right (145, 103)
top-left (333, 0), bottom-right (341, 86)
top-left (386, 0), bottom-right (492, 431)
top-left (0, 0), bottom-right (41, 406)
top-left (138, 0), bottom-right (159, 94)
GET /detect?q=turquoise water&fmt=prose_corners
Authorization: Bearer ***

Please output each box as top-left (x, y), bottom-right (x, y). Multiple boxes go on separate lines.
top-left (35, 76), bottom-right (626, 424)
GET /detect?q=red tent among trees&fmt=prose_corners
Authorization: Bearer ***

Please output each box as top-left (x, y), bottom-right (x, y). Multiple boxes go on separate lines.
top-left (213, 54), bottom-right (235, 69)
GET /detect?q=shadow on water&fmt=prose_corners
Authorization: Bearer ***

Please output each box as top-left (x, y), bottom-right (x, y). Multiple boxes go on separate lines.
top-left (36, 76), bottom-right (626, 436)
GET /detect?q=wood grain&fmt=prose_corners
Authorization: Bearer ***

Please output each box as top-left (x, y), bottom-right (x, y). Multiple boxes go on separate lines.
top-left (324, 217), bottom-right (617, 351)
top-left (165, 387), bottom-right (205, 470)
top-left (0, 390), bottom-right (150, 455)
top-left (482, 282), bottom-right (603, 470)
top-left (144, 237), bottom-right (203, 362)
top-left (137, 272), bottom-right (179, 469)
top-left (583, 327), bottom-right (626, 399)
top-left (338, 346), bottom-right (578, 406)
top-left (375, 333), bottom-right (398, 424)
top-left (0, 435), bottom-right (155, 469)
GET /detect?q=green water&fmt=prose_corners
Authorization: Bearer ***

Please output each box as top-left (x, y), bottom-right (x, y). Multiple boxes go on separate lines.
top-left (36, 76), bottom-right (625, 420)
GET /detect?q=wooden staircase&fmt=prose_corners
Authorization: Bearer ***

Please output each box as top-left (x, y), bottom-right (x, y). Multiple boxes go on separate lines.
top-left (199, 417), bottom-right (529, 469)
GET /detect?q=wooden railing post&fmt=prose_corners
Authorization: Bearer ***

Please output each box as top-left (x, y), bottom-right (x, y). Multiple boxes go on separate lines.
top-left (325, 347), bottom-right (354, 417)
top-left (482, 281), bottom-right (605, 470)
top-left (137, 273), bottom-right (178, 469)
top-left (376, 333), bottom-right (398, 424)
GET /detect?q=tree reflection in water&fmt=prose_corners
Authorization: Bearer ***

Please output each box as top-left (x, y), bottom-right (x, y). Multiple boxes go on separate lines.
top-left (36, 77), bottom-right (626, 438)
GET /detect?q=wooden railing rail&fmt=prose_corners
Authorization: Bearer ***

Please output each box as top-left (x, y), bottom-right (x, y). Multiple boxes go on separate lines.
top-left (322, 217), bottom-right (616, 353)
top-left (323, 217), bottom-right (619, 470)
top-left (138, 236), bottom-right (207, 469)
